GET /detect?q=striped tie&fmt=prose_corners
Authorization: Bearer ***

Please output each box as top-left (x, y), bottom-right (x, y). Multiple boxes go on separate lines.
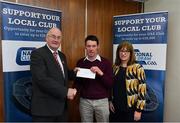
top-left (53, 51), bottom-right (65, 78)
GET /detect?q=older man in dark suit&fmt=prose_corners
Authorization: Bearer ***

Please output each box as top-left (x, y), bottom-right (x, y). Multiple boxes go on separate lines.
top-left (30, 27), bottom-right (76, 122)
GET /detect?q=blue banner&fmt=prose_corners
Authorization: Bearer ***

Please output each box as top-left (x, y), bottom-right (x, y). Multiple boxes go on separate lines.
top-left (113, 12), bottom-right (168, 122)
top-left (1, 1), bottom-right (61, 121)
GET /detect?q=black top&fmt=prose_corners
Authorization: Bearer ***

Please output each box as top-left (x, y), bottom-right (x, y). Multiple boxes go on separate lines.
top-left (113, 66), bottom-right (128, 111)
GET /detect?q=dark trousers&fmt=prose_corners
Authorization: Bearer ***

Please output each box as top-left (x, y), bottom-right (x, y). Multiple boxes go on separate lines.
top-left (109, 110), bottom-right (134, 122)
top-left (32, 109), bottom-right (68, 122)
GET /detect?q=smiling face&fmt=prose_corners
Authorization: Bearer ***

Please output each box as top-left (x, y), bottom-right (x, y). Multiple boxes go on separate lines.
top-left (46, 28), bottom-right (62, 51)
top-left (115, 41), bottom-right (136, 66)
top-left (119, 47), bottom-right (130, 64)
top-left (85, 40), bottom-right (99, 60)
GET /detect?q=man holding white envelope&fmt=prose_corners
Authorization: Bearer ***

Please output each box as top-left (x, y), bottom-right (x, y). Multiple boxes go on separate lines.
top-left (74, 35), bottom-right (113, 122)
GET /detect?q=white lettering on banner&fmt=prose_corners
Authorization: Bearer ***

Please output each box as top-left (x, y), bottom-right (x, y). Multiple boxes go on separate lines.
top-left (115, 19), bottom-right (144, 25)
top-left (38, 22), bottom-right (57, 28)
top-left (8, 18), bottom-right (37, 27)
top-left (2, 8), bottom-right (60, 28)
top-left (115, 17), bottom-right (166, 26)
top-left (8, 18), bottom-right (57, 28)
top-left (21, 50), bottom-right (32, 61)
top-left (117, 25), bottom-right (161, 32)
top-left (3, 8), bottom-right (60, 21)
top-left (145, 17), bottom-right (166, 23)
top-left (118, 26), bottom-right (140, 32)
top-left (115, 16), bottom-right (166, 33)
top-left (41, 14), bottom-right (60, 21)
top-left (142, 25), bottom-right (161, 31)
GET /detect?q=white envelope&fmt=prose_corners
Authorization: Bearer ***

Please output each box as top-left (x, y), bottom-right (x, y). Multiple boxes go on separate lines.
top-left (76, 68), bottom-right (96, 79)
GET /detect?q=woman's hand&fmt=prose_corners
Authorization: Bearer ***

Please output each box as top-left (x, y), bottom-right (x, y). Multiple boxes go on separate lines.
top-left (109, 101), bottom-right (115, 113)
top-left (134, 111), bottom-right (142, 121)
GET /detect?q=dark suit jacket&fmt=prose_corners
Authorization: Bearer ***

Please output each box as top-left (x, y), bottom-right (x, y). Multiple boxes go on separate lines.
top-left (30, 45), bottom-right (70, 116)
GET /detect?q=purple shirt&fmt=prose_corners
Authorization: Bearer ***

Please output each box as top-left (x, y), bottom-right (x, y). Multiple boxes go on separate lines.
top-left (75, 56), bottom-right (113, 99)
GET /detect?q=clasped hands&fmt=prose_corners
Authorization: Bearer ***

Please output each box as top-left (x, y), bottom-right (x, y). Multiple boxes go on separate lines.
top-left (67, 88), bottom-right (77, 100)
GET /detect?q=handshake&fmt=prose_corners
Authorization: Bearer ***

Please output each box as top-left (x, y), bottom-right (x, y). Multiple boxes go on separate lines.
top-left (67, 88), bottom-right (77, 100)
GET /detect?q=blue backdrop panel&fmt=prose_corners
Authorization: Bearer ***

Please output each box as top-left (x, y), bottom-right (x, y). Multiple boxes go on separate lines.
top-left (1, 1), bottom-right (61, 121)
top-left (113, 12), bottom-right (168, 122)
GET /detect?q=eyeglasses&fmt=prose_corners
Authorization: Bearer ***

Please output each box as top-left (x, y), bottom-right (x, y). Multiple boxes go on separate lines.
top-left (48, 34), bottom-right (62, 40)
top-left (120, 50), bottom-right (130, 53)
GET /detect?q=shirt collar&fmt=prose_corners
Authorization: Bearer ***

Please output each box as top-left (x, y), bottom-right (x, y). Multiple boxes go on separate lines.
top-left (47, 44), bottom-right (58, 54)
top-left (84, 54), bottom-right (101, 62)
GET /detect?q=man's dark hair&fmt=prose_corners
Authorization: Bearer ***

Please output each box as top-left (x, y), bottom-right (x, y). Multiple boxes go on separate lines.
top-left (85, 35), bottom-right (99, 45)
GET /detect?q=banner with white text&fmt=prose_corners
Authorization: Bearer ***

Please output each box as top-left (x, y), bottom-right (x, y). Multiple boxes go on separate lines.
top-left (113, 12), bottom-right (168, 122)
top-left (1, 1), bottom-right (61, 121)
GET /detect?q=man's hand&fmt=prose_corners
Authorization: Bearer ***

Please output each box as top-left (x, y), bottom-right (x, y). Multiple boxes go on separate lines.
top-left (74, 67), bottom-right (80, 73)
top-left (90, 66), bottom-right (104, 76)
top-left (67, 88), bottom-right (77, 100)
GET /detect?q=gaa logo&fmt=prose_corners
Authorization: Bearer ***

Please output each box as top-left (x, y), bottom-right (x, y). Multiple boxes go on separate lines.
top-left (13, 77), bottom-right (32, 114)
top-left (16, 47), bottom-right (36, 65)
top-left (134, 49), bottom-right (157, 65)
